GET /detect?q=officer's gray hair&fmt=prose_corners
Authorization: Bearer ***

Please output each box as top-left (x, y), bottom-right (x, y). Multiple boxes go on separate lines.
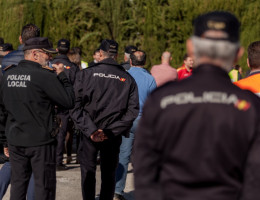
top-left (24, 49), bottom-right (32, 57)
top-left (191, 36), bottom-right (240, 72)
top-left (124, 53), bottom-right (130, 61)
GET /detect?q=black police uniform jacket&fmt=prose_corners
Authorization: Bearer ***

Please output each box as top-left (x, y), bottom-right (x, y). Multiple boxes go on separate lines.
top-left (0, 60), bottom-right (75, 147)
top-left (52, 54), bottom-right (79, 85)
top-left (133, 64), bottom-right (260, 200)
top-left (70, 58), bottom-right (139, 138)
top-left (52, 54), bottom-right (79, 115)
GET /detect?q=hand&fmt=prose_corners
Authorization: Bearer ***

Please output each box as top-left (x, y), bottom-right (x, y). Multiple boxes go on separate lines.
top-left (52, 63), bottom-right (64, 75)
top-left (90, 129), bottom-right (108, 142)
top-left (4, 147), bottom-right (9, 158)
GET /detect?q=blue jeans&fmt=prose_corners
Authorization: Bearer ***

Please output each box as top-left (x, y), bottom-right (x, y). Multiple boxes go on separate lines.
top-left (115, 117), bottom-right (140, 195)
top-left (0, 162), bottom-right (35, 200)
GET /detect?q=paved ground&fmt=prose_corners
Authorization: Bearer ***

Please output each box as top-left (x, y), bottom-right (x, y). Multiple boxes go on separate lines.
top-left (1, 154), bottom-right (135, 200)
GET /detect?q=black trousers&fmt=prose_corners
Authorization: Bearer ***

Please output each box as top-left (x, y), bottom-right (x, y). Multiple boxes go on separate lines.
top-left (56, 114), bottom-right (74, 165)
top-left (79, 134), bottom-right (122, 200)
top-left (8, 143), bottom-right (56, 200)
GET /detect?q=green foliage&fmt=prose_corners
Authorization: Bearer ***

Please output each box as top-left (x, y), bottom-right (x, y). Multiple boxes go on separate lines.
top-left (0, 0), bottom-right (259, 74)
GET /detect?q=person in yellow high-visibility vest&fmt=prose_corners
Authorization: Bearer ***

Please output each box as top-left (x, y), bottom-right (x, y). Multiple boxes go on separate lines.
top-left (228, 64), bottom-right (242, 82)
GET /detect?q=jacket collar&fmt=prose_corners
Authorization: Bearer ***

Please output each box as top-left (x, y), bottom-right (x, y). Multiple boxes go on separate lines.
top-left (54, 54), bottom-right (69, 61)
top-left (193, 64), bottom-right (230, 77)
top-left (18, 59), bottom-right (42, 68)
top-left (17, 44), bottom-right (24, 51)
top-left (248, 70), bottom-right (260, 77)
top-left (99, 58), bottom-right (118, 65)
top-left (90, 58), bottom-right (125, 71)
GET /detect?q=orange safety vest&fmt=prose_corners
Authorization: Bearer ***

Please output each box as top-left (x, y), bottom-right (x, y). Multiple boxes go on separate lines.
top-left (234, 72), bottom-right (260, 97)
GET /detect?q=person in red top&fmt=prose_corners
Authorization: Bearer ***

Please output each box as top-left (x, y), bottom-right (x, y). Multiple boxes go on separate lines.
top-left (177, 53), bottom-right (193, 80)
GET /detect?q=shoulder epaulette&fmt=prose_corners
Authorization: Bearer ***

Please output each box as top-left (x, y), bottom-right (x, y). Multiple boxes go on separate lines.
top-left (42, 65), bottom-right (54, 72)
top-left (3, 64), bottom-right (16, 72)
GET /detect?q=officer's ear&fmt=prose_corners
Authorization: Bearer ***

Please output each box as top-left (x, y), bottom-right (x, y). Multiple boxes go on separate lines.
top-left (130, 58), bottom-right (132, 66)
top-left (32, 50), bottom-right (39, 60)
top-left (19, 35), bottom-right (23, 45)
top-left (99, 50), bottom-right (104, 59)
top-left (186, 38), bottom-right (194, 62)
top-left (233, 47), bottom-right (244, 64)
top-left (247, 58), bottom-right (250, 68)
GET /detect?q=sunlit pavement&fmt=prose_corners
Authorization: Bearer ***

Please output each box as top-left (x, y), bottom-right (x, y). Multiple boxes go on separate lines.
top-left (1, 154), bottom-right (134, 200)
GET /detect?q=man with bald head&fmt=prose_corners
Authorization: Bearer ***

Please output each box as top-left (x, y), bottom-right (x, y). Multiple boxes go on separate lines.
top-left (114, 50), bottom-right (156, 200)
top-left (151, 51), bottom-right (177, 87)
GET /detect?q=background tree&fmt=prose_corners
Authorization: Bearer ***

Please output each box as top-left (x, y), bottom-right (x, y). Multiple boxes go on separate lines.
top-left (0, 0), bottom-right (259, 75)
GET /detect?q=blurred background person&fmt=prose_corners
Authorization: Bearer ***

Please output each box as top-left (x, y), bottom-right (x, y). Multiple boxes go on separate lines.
top-left (114, 50), bottom-right (156, 200)
top-left (177, 53), bottom-right (193, 80)
top-left (88, 48), bottom-right (101, 67)
top-left (0, 43), bottom-right (13, 79)
top-left (229, 64), bottom-right (242, 82)
top-left (121, 45), bottom-right (138, 71)
top-left (53, 38), bottom-right (79, 170)
top-left (234, 41), bottom-right (260, 96)
top-left (150, 51), bottom-right (177, 87)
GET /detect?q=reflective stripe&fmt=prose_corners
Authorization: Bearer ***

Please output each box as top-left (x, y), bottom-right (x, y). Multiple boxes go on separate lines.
top-left (255, 93), bottom-right (260, 97)
top-left (81, 61), bottom-right (88, 69)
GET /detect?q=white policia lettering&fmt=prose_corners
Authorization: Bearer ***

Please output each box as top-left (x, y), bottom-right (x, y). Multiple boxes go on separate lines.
top-left (93, 73), bottom-right (122, 80)
top-left (7, 75), bottom-right (31, 88)
top-left (160, 91), bottom-right (238, 109)
top-left (7, 75), bottom-right (31, 81)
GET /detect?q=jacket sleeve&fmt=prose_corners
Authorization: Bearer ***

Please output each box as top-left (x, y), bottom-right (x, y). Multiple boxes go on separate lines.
top-left (240, 122), bottom-right (260, 199)
top-left (69, 63), bottom-right (80, 85)
top-left (42, 71), bottom-right (75, 109)
top-left (69, 71), bottom-right (98, 137)
top-left (0, 81), bottom-right (7, 146)
top-left (133, 95), bottom-right (164, 200)
top-left (103, 79), bottom-right (139, 137)
top-left (150, 78), bottom-right (157, 92)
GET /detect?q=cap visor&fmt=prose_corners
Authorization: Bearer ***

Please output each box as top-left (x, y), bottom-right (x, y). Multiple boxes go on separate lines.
top-left (42, 48), bottom-right (57, 54)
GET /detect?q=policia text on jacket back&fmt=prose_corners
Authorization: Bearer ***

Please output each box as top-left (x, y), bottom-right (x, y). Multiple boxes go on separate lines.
top-left (133, 11), bottom-right (260, 200)
top-left (70, 39), bottom-right (139, 200)
top-left (0, 37), bottom-right (74, 200)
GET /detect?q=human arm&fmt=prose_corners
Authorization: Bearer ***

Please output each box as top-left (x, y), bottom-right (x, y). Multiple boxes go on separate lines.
top-left (0, 82), bottom-right (7, 146)
top-left (90, 129), bottom-right (108, 142)
top-left (239, 125), bottom-right (260, 200)
top-left (41, 66), bottom-right (75, 109)
top-left (3, 146), bottom-right (9, 157)
top-left (69, 70), bottom-right (99, 138)
top-left (103, 79), bottom-right (139, 137)
top-left (150, 78), bottom-right (157, 92)
top-left (53, 61), bottom-right (79, 85)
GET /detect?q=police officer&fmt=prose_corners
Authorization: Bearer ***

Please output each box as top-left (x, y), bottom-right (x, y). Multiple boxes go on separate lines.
top-left (133, 11), bottom-right (260, 200)
top-left (121, 45), bottom-right (138, 71)
top-left (70, 39), bottom-right (139, 200)
top-left (0, 37), bottom-right (74, 200)
top-left (52, 38), bottom-right (79, 170)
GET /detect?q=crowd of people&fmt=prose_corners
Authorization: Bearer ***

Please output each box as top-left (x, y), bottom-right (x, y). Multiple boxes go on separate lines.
top-left (0, 10), bottom-right (260, 200)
